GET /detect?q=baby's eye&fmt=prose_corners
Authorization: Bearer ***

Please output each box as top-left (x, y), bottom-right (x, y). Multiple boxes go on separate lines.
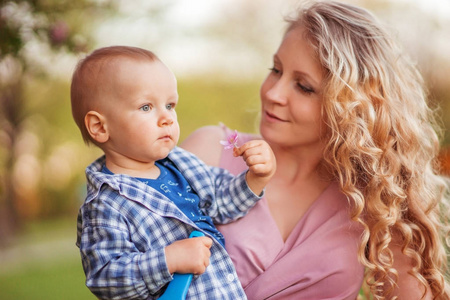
top-left (140, 104), bottom-right (151, 112)
top-left (166, 103), bottom-right (175, 110)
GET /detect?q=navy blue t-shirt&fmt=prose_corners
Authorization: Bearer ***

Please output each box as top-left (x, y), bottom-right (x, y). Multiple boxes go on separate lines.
top-left (102, 158), bottom-right (225, 246)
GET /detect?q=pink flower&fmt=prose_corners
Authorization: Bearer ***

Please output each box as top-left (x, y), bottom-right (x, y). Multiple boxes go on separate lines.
top-left (49, 21), bottom-right (69, 45)
top-left (220, 130), bottom-right (239, 150)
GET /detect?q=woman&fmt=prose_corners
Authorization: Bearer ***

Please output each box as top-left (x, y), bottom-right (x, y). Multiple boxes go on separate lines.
top-left (182, 1), bottom-right (450, 299)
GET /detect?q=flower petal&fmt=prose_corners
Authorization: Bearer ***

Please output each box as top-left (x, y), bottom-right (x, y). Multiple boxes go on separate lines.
top-left (220, 130), bottom-right (240, 149)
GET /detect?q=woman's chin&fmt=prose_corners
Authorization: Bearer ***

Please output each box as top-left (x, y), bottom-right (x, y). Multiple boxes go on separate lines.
top-left (259, 124), bottom-right (283, 145)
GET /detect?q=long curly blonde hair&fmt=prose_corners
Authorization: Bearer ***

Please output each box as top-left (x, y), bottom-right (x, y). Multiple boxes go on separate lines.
top-left (287, 1), bottom-right (450, 299)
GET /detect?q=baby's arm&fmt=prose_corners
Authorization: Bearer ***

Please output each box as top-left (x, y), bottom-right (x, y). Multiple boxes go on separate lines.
top-left (233, 140), bottom-right (276, 196)
top-left (164, 236), bottom-right (212, 274)
top-left (78, 198), bottom-right (213, 300)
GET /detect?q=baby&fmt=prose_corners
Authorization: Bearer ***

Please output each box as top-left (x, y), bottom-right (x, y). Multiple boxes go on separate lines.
top-left (71, 46), bottom-right (275, 299)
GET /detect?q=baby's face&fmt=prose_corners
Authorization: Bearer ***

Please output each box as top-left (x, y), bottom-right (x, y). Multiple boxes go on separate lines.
top-left (100, 58), bottom-right (180, 164)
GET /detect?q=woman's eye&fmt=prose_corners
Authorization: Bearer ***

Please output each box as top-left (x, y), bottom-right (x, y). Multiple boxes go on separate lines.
top-left (297, 83), bottom-right (314, 94)
top-left (269, 67), bottom-right (281, 74)
top-left (140, 104), bottom-right (151, 111)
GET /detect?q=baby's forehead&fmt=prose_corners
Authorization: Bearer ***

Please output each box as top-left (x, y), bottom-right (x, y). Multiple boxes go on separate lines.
top-left (97, 55), bottom-right (155, 72)
top-left (88, 56), bottom-right (157, 87)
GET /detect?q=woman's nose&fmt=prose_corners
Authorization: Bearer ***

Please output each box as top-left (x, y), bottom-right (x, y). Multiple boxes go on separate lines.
top-left (265, 79), bottom-right (289, 105)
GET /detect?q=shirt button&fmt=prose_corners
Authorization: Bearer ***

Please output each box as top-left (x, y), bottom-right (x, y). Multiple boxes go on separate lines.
top-left (227, 274), bottom-right (234, 282)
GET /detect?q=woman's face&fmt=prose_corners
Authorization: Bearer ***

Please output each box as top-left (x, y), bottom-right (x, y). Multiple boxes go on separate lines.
top-left (260, 26), bottom-right (326, 152)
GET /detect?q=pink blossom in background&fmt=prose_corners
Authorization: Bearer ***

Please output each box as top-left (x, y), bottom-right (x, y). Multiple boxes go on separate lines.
top-left (49, 21), bottom-right (69, 45)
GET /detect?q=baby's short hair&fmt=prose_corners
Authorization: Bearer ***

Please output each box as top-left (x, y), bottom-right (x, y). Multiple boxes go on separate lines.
top-left (70, 46), bottom-right (159, 144)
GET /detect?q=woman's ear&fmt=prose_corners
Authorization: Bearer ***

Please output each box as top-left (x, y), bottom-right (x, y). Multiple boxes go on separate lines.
top-left (85, 111), bottom-right (109, 144)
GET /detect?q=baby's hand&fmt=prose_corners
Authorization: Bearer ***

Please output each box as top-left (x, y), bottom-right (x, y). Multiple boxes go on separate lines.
top-left (233, 140), bottom-right (276, 195)
top-left (165, 236), bottom-right (212, 275)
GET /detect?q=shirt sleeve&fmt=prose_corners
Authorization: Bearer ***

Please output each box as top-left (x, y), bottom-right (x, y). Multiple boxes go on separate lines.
top-left (77, 198), bottom-right (172, 300)
top-left (168, 147), bottom-right (263, 226)
top-left (201, 166), bottom-right (263, 225)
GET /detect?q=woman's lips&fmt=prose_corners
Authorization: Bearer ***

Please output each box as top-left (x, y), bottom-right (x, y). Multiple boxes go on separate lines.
top-left (264, 110), bottom-right (287, 122)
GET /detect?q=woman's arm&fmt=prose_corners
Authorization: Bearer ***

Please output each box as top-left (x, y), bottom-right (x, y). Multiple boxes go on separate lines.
top-left (180, 125), bottom-right (225, 167)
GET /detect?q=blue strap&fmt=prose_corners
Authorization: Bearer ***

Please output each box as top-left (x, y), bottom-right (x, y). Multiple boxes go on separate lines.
top-left (158, 231), bottom-right (205, 300)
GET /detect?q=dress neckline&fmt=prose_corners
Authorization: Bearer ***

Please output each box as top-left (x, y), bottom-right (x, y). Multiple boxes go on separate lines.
top-left (262, 182), bottom-right (336, 249)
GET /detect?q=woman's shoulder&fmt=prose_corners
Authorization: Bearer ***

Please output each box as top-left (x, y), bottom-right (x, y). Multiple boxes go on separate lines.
top-left (180, 125), bottom-right (225, 167)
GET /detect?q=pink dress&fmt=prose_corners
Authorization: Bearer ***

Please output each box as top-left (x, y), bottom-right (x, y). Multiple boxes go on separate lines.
top-left (216, 128), bottom-right (364, 300)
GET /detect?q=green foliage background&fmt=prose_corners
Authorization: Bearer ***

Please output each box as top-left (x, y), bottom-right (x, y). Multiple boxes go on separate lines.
top-left (177, 78), bottom-right (262, 140)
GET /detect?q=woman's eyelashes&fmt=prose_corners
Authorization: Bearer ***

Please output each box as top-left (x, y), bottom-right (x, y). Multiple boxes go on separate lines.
top-left (296, 82), bottom-right (314, 94)
top-left (269, 66), bottom-right (315, 95)
top-left (269, 67), bottom-right (281, 75)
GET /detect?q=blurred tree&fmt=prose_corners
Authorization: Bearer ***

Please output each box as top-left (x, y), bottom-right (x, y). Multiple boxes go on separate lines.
top-left (0, 0), bottom-right (114, 245)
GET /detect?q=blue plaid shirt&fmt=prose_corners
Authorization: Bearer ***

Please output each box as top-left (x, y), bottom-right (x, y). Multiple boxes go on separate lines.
top-left (76, 147), bottom-right (261, 299)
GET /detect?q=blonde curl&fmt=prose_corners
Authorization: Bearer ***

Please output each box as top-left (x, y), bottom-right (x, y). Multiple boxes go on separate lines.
top-left (287, 1), bottom-right (450, 298)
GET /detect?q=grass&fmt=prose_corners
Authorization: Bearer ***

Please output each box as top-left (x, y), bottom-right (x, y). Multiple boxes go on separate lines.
top-left (0, 218), bottom-right (96, 300)
top-left (0, 258), bottom-right (95, 300)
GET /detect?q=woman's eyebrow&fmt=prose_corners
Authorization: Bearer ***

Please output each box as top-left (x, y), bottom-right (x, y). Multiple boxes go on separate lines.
top-left (293, 70), bottom-right (320, 87)
top-left (272, 54), bottom-right (280, 64)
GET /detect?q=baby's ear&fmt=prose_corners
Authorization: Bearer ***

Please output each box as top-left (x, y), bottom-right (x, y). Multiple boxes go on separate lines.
top-left (85, 111), bottom-right (109, 143)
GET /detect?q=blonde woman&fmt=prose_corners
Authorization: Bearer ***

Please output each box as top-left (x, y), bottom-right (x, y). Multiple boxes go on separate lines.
top-left (182, 1), bottom-right (450, 299)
